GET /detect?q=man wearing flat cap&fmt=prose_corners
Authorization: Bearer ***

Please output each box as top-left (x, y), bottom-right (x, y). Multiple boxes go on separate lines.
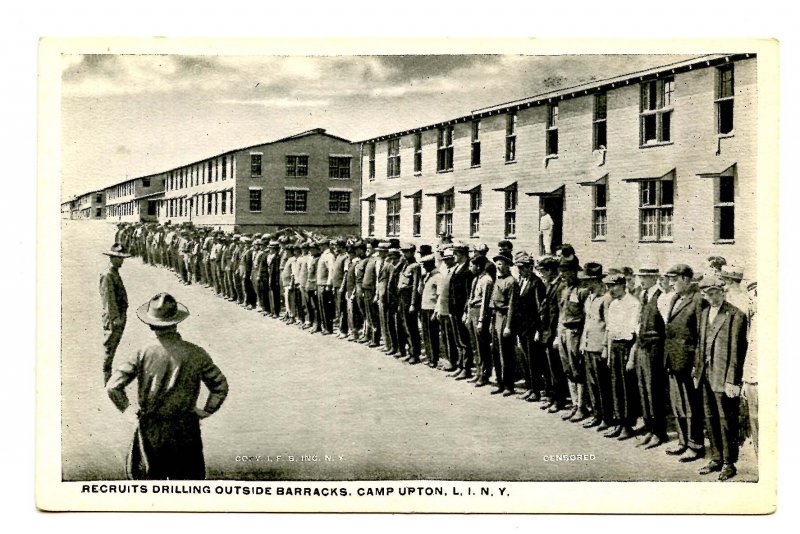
top-left (107, 293), bottom-right (229, 480)
top-left (692, 275), bottom-right (748, 481)
top-left (489, 250), bottom-right (519, 396)
top-left (632, 266), bottom-right (668, 449)
top-left (537, 256), bottom-right (570, 413)
top-left (515, 252), bottom-right (546, 400)
top-left (449, 243), bottom-right (475, 379)
top-left (100, 243), bottom-right (131, 384)
top-left (663, 264), bottom-right (707, 463)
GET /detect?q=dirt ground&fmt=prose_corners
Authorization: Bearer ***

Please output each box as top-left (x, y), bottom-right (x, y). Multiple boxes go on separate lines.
top-left (59, 220), bottom-right (758, 482)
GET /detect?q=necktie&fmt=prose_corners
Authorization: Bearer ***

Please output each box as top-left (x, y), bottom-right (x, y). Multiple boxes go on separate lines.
top-left (642, 290), bottom-right (649, 305)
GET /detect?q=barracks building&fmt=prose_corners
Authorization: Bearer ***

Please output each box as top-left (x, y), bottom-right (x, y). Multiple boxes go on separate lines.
top-left (63, 128), bottom-right (362, 235)
top-left (73, 190), bottom-right (106, 220)
top-left (358, 54), bottom-right (757, 274)
top-left (157, 128), bottom-right (361, 235)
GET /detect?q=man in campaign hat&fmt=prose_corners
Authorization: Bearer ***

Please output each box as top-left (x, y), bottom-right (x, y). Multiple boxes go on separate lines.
top-left (556, 255), bottom-right (589, 422)
top-left (107, 293), bottom-right (229, 480)
top-left (99, 243), bottom-right (132, 384)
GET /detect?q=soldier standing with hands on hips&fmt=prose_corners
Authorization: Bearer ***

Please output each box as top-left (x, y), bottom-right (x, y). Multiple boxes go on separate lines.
top-left (100, 243), bottom-right (131, 385)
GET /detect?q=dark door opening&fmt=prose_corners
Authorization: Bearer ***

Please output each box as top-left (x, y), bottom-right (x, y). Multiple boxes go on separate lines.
top-left (539, 194), bottom-right (563, 255)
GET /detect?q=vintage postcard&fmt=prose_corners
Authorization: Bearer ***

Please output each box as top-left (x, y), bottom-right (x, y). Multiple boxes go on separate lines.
top-left (37, 37), bottom-right (779, 513)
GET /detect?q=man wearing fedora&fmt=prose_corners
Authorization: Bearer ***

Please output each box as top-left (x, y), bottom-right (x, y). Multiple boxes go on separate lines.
top-left (578, 262), bottom-right (611, 430)
top-left (692, 275), bottom-right (748, 481)
top-left (107, 293), bottom-right (229, 480)
top-left (100, 243), bottom-right (131, 385)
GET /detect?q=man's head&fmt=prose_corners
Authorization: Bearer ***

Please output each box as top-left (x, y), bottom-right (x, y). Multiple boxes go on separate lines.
top-left (452, 243), bottom-right (470, 262)
top-left (604, 273), bottom-right (627, 298)
top-left (103, 243), bottom-right (131, 268)
top-left (666, 264), bottom-right (694, 294)
top-left (558, 256), bottom-right (580, 285)
top-left (700, 275), bottom-right (726, 307)
top-left (636, 266), bottom-right (660, 291)
top-left (493, 251), bottom-right (514, 276)
top-left (497, 240), bottom-right (513, 254)
top-left (400, 242), bottom-right (416, 260)
top-left (578, 262), bottom-right (604, 293)
top-left (420, 254), bottom-right (436, 273)
top-left (470, 255), bottom-right (488, 275)
top-left (536, 256), bottom-right (559, 282)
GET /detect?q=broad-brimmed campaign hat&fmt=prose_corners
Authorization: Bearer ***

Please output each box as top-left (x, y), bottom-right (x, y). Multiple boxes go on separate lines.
top-left (102, 243), bottom-right (131, 258)
top-left (136, 293), bottom-right (190, 327)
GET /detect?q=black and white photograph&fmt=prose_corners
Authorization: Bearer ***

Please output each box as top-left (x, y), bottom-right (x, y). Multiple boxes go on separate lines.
top-left (36, 37), bottom-right (779, 514)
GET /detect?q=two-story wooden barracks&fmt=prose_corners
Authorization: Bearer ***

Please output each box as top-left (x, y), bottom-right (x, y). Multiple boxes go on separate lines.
top-left (358, 54), bottom-right (757, 274)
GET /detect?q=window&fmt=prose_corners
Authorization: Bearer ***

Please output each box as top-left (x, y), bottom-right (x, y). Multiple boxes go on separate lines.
top-left (249, 189), bottom-right (262, 212)
top-left (412, 194), bottom-right (422, 236)
top-left (504, 186), bottom-right (517, 238)
top-left (250, 154), bottom-right (262, 176)
top-left (368, 143), bottom-right (376, 181)
top-left (715, 175), bottom-right (735, 241)
top-left (593, 92), bottom-right (608, 150)
top-left (546, 104), bottom-right (559, 156)
top-left (329, 191), bottom-right (351, 213)
top-left (506, 112), bottom-right (517, 162)
top-left (592, 183), bottom-right (608, 240)
top-left (386, 198), bottom-right (401, 237)
top-left (639, 179), bottom-right (673, 241)
top-left (640, 78), bottom-right (674, 145)
top-left (436, 193), bottom-right (454, 237)
top-left (143, 177), bottom-right (150, 187)
top-left (329, 156), bottom-right (351, 179)
top-left (717, 65), bottom-right (734, 135)
top-left (437, 126), bottom-right (454, 172)
top-left (470, 189), bottom-right (481, 237)
top-left (206, 194), bottom-right (212, 215)
top-left (229, 190), bottom-right (235, 214)
top-left (471, 120), bottom-right (481, 167)
top-left (221, 191), bottom-right (227, 215)
top-left (287, 155), bottom-right (309, 177)
top-left (387, 139), bottom-right (401, 178)
top-left (221, 156), bottom-right (227, 180)
top-left (96, 194), bottom-right (102, 203)
top-left (285, 189), bottom-right (308, 213)
top-left (367, 199), bottom-right (376, 236)
top-left (96, 208), bottom-right (101, 218)
top-left (413, 133), bottom-right (422, 174)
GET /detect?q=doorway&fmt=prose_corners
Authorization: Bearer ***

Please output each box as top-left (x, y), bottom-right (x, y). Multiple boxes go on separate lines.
top-left (539, 193), bottom-right (563, 256)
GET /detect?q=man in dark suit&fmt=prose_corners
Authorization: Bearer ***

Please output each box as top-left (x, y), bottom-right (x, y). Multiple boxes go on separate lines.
top-left (267, 241), bottom-right (283, 318)
top-left (693, 275), bottom-right (748, 481)
top-left (514, 252), bottom-right (546, 401)
top-left (449, 243), bottom-right (474, 379)
top-left (634, 267), bottom-right (668, 449)
top-left (537, 256), bottom-right (570, 413)
top-left (664, 264), bottom-right (707, 463)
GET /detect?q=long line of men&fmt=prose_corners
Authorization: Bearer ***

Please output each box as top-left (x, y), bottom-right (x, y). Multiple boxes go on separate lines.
top-left (114, 221), bottom-right (758, 482)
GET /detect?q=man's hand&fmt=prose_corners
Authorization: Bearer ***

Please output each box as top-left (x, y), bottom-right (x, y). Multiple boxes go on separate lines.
top-left (625, 358), bottom-right (635, 372)
top-left (724, 383), bottom-right (742, 399)
top-left (503, 327), bottom-right (512, 338)
top-left (112, 317), bottom-right (125, 328)
top-left (194, 407), bottom-right (211, 419)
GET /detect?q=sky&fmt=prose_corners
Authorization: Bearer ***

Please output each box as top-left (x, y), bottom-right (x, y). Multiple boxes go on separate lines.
top-left (60, 53), bottom-right (698, 200)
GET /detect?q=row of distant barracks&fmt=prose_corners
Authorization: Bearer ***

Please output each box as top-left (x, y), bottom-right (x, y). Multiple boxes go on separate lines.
top-left (62, 53), bottom-right (756, 273)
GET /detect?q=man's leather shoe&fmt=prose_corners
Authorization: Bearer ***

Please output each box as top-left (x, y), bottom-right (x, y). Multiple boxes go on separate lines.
top-left (561, 407), bottom-right (578, 420)
top-left (490, 387), bottom-right (505, 395)
top-left (718, 464), bottom-right (737, 481)
top-left (583, 418), bottom-right (602, 429)
top-left (502, 389), bottom-right (516, 397)
top-left (519, 390), bottom-right (532, 399)
top-left (467, 376), bottom-right (480, 383)
top-left (475, 379), bottom-right (489, 388)
top-left (596, 422), bottom-right (611, 432)
top-left (455, 373), bottom-right (472, 381)
top-left (698, 461), bottom-right (723, 475)
top-left (604, 426), bottom-right (623, 438)
top-left (547, 404), bottom-right (561, 414)
top-left (408, 358), bottom-right (421, 365)
top-left (443, 366), bottom-right (458, 373)
top-left (679, 448), bottom-right (705, 463)
top-left (569, 410), bottom-right (589, 423)
top-left (616, 427), bottom-right (635, 441)
top-left (666, 444), bottom-right (688, 456)
top-left (540, 400), bottom-right (555, 411)
top-left (526, 393), bottom-right (541, 402)
top-left (637, 432), bottom-right (654, 447)
top-left (644, 436), bottom-right (665, 450)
